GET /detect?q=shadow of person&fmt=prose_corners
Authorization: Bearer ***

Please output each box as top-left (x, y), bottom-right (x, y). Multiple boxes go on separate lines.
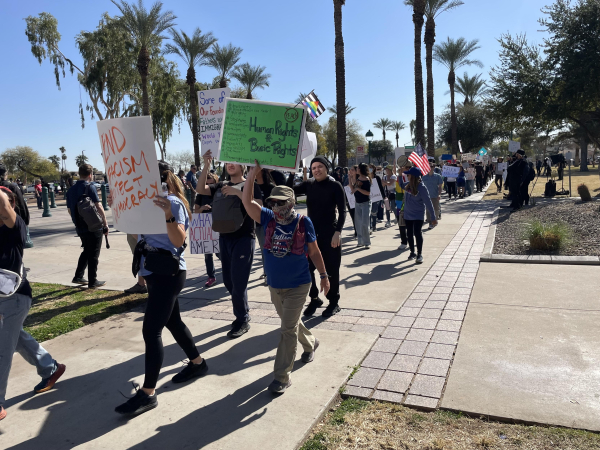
top-left (6, 325), bottom-right (281, 450)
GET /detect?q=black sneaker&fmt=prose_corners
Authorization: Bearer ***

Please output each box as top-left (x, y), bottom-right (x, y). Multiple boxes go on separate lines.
top-left (115, 389), bottom-right (157, 417)
top-left (301, 339), bottom-right (320, 363)
top-left (322, 304), bottom-right (341, 318)
top-left (416, 254), bottom-right (424, 264)
top-left (172, 359), bottom-right (208, 384)
top-left (227, 321), bottom-right (250, 339)
top-left (72, 277), bottom-right (88, 285)
top-left (124, 283), bottom-right (147, 294)
top-left (407, 253), bottom-right (416, 260)
top-left (268, 379), bottom-right (292, 395)
top-left (88, 280), bottom-right (106, 289)
top-left (231, 317), bottom-right (251, 328)
top-left (303, 298), bottom-right (323, 316)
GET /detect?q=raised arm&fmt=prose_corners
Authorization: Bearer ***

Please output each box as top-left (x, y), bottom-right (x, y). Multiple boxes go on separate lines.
top-left (242, 161), bottom-right (263, 223)
top-left (196, 151), bottom-right (213, 196)
top-left (0, 189), bottom-right (16, 228)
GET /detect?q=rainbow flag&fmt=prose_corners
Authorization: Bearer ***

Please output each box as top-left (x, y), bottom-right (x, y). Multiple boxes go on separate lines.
top-left (302, 92), bottom-right (325, 119)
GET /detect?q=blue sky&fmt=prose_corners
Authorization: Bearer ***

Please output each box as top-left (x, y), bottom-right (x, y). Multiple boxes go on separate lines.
top-left (1, 0), bottom-right (549, 171)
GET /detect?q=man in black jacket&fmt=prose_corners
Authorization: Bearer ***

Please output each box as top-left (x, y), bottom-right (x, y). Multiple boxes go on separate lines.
top-left (288, 156), bottom-right (345, 317)
top-left (508, 150), bottom-right (529, 211)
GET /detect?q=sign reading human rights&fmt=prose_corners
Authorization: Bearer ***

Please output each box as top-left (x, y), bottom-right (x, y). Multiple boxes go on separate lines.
top-left (97, 116), bottom-right (166, 234)
top-left (189, 213), bottom-right (220, 254)
top-left (217, 98), bottom-right (306, 170)
top-left (198, 87), bottom-right (230, 156)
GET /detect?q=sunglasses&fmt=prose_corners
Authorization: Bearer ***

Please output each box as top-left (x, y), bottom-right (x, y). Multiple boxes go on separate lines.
top-left (268, 199), bottom-right (289, 207)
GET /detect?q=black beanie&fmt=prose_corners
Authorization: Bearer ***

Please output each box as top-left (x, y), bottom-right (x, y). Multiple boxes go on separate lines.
top-left (310, 156), bottom-right (331, 172)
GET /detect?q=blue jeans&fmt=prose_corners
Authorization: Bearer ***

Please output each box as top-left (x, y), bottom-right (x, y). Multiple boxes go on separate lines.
top-left (370, 201), bottom-right (380, 230)
top-left (204, 253), bottom-right (220, 279)
top-left (466, 180), bottom-right (474, 196)
top-left (219, 235), bottom-right (255, 323)
top-left (355, 201), bottom-right (371, 246)
top-left (0, 293), bottom-right (57, 408)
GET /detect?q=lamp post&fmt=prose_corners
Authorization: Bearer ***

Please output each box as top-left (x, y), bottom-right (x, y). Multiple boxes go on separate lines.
top-left (366, 130), bottom-right (374, 164)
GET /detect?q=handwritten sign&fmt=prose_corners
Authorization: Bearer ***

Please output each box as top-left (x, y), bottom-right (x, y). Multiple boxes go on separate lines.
top-left (217, 98), bottom-right (306, 170)
top-left (462, 153), bottom-right (475, 161)
top-left (370, 180), bottom-right (383, 202)
top-left (97, 116), bottom-right (165, 234)
top-left (344, 185), bottom-right (355, 209)
top-left (509, 140), bottom-right (520, 153)
top-left (442, 166), bottom-right (460, 178)
top-left (497, 162), bottom-right (507, 172)
top-left (198, 87), bottom-right (230, 156)
top-left (190, 213), bottom-right (220, 254)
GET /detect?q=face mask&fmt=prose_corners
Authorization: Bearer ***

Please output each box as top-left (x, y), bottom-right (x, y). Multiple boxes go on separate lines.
top-left (369, 168), bottom-right (374, 173)
top-left (272, 201), bottom-right (296, 225)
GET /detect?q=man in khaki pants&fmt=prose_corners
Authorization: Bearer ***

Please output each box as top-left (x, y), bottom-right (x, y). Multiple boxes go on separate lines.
top-left (422, 164), bottom-right (443, 229)
top-left (242, 162), bottom-right (330, 395)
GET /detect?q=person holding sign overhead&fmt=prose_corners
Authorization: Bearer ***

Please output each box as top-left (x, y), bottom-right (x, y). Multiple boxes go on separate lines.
top-left (288, 156), bottom-right (345, 318)
top-left (243, 160), bottom-right (328, 394)
top-left (197, 151), bottom-right (263, 339)
top-left (115, 161), bottom-right (207, 417)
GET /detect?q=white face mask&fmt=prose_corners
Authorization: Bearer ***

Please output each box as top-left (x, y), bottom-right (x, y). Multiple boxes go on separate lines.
top-left (368, 168), bottom-right (374, 173)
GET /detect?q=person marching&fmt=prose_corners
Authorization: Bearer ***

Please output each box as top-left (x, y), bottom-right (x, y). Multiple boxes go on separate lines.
top-left (288, 156), bottom-right (345, 318)
top-left (197, 151), bottom-right (263, 338)
top-left (397, 167), bottom-right (438, 264)
top-left (115, 161), bottom-right (206, 417)
top-left (382, 166), bottom-right (397, 228)
top-left (494, 157), bottom-right (505, 193)
top-left (508, 150), bottom-right (529, 211)
top-left (351, 163), bottom-right (372, 249)
top-left (368, 163), bottom-right (384, 233)
top-left (0, 187), bottom-right (66, 422)
top-left (243, 161), bottom-right (329, 394)
top-left (194, 171), bottom-right (220, 288)
top-left (422, 163), bottom-right (443, 228)
top-left (393, 159), bottom-right (411, 250)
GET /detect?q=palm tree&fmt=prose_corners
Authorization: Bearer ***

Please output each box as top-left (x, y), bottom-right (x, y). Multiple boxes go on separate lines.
top-left (206, 43), bottom-right (243, 88)
top-left (111, 0), bottom-right (176, 116)
top-left (334, 0), bottom-right (348, 167)
top-left (231, 63), bottom-right (270, 100)
top-left (59, 146), bottom-right (66, 172)
top-left (327, 102), bottom-right (356, 118)
top-left (409, 119), bottom-right (416, 146)
top-left (454, 72), bottom-right (488, 105)
top-left (433, 37), bottom-right (482, 155)
top-left (405, 0), bottom-right (426, 150)
top-left (373, 118), bottom-right (394, 143)
top-left (48, 155), bottom-right (60, 170)
top-left (410, 0), bottom-right (463, 156)
top-left (391, 121), bottom-right (407, 147)
top-left (165, 28), bottom-right (217, 166)
top-left (75, 154), bottom-right (88, 167)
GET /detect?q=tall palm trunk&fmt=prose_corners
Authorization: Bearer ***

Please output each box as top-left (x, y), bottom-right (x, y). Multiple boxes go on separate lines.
top-left (424, 16), bottom-right (436, 157)
top-left (448, 70), bottom-right (458, 155)
top-left (383, 130), bottom-right (386, 142)
top-left (412, 0), bottom-right (426, 149)
top-left (187, 66), bottom-right (201, 167)
top-left (137, 46), bottom-right (151, 116)
top-left (219, 77), bottom-right (227, 88)
top-left (334, 0), bottom-right (347, 167)
top-left (246, 91), bottom-right (253, 100)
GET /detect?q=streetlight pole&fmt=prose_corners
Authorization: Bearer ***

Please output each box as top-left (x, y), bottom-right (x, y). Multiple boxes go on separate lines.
top-left (365, 130), bottom-right (374, 164)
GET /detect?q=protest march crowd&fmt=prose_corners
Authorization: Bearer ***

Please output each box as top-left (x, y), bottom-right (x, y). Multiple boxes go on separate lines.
top-left (0, 97), bottom-right (540, 420)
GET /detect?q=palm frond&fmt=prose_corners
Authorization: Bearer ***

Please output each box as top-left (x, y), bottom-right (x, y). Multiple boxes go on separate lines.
top-left (111, 0), bottom-right (176, 47)
top-left (433, 37), bottom-right (482, 73)
top-left (206, 43), bottom-right (243, 81)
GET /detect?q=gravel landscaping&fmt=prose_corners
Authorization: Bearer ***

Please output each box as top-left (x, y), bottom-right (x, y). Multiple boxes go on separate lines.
top-left (493, 200), bottom-right (600, 256)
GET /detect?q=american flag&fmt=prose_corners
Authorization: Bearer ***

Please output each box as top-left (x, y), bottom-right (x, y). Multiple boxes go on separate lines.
top-left (408, 143), bottom-right (430, 175)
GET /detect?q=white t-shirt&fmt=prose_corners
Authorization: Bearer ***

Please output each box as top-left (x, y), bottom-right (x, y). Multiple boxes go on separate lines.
top-left (383, 174), bottom-right (397, 195)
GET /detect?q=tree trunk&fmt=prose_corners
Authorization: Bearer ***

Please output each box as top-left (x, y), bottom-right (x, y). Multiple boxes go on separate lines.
top-left (424, 16), bottom-right (436, 157)
top-left (187, 66), bottom-right (201, 167)
top-left (246, 90), bottom-right (253, 100)
top-left (580, 134), bottom-right (589, 172)
top-left (383, 130), bottom-right (386, 143)
top-left (220, 77), bottom-right (227, 88)
top-left (137, 46), bottom-right (151, 116)
top-left (412, 0), bottom-right (426, 149)
top-left (334, 0), bottom-right (348, 168)
top-left (449, 71), bottom-right (458, 156)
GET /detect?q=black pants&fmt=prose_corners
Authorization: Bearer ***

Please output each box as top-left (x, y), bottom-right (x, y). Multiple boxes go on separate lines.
top-left (309, 233), bottom-right (341, 306)
top-left (495, 175), bottom-right (503, 190)
top-left (220, 235), bottom-right (254, 323)
top-left (476, 176), bottom-right (484, 192)
top-left (509, 183), bottom-right (522, 209)
top-left (405, 219), bottom-right (424, 255)
top-left (75, 230), bottom-right (103, 284)
top-left (521, 181), bottom-right (530, 206)
top-left (447, 182), bottom-right (457, 199)
top-left (348, 207), bottom-right (356, 235)
top-left (142, 270), bottom-right (199, 389)
top-left (386, 193), bottom-right (395, 222)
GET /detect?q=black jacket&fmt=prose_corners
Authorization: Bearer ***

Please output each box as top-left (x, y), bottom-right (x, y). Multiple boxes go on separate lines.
top-left (1, 180), bottom-right (30, 226)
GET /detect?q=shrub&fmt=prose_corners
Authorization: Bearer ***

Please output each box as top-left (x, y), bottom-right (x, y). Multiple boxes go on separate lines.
top-left (577, 183), bottom-right (592, 201)
top-left (525, 220), bottom-right (571, 251)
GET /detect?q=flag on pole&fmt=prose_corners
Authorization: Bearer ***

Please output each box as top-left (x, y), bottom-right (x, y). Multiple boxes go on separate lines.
top-left (408, 143), bottom-right (430, 175)
top-left (458, 140), bottom-right (463, 153)
top-left (301, 92), bottom-right (326, 119)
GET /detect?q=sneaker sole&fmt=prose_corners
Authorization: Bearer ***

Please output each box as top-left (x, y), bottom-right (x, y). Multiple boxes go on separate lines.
top-left (35, 364), bottom-right (66, 393)
top-left (269, 381), bottom-right (292, 395)
top-left (116, 401), bottom-right (158, 417)
top-left (227, 325), bottom-right (250, 339)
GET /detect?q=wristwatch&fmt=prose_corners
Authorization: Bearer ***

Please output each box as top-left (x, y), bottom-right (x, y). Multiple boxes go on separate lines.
top-left (166, 216), bottom-right (176, 223)
top-left (320, 272), bottom-right (329, 279)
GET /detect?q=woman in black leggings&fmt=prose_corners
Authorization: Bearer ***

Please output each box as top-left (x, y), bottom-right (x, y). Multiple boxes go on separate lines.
top-left (115, 161), bottom-right (207, 417)
top-left (398, 167), bottom-right (437, 264)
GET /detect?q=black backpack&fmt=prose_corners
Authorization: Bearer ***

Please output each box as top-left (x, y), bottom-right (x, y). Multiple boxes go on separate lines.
top-left (544, 180), bottom-right (556, 197)
top-left (211, 185), bottom-right (246, 234)
top-left (76, 184), bottom-right (104, 232)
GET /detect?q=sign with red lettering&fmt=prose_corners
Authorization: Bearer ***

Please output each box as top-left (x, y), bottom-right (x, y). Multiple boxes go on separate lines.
top-left (97, 116), bottom-right (166, 234)
top-left (189, 213), bottom-right (220, 254)
top-left (198, 87), bottom-right (230, 156)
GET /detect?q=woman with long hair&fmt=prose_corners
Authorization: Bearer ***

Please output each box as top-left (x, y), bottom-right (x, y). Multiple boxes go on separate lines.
top-left (115, 161), bottom-right (206, 417)
top-left (350, 163), bottom-right (372, 248)
top-left (368, 163), bottom-right (384, 232)
top-left (398, 167), bottom-right (437, 264)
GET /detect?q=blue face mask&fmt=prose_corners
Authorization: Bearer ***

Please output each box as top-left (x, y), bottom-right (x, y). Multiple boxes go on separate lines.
top-left (369, 168), bottom-right (374, 173)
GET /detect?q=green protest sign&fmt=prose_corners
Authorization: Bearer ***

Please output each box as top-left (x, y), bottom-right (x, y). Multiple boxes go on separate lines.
top-left (217, 98), bottom-right (306, 170)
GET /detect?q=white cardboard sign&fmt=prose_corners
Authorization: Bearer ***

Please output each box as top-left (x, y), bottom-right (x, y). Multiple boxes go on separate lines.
top-left (198, 88), bottom-right (231, 156)
top-left (189, 213), bottom-right (220, 254)
top-left (344, 185), bottom-right (355, 209)
top-left (301, 131), bottom-right (317, 167)
top-left (370, 181), bottom-right (383, 202)
top-left (509, 140), bottom-right (521, 153)
top-left (97, 116), bottom-right (166, 234)
top-left (441, 166), bottom-right (461, 178)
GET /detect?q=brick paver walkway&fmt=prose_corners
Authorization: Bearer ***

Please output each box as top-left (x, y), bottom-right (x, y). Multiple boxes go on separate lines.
top-left (344, 203), bottom-right (495, 408)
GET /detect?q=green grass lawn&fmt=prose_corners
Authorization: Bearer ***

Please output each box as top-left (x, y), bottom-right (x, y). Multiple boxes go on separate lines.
top-left (24, 283), bottom-right (147, 342)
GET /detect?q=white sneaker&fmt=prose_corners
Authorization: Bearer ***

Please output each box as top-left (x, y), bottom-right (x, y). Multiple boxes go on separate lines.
top-left (398, 243), bottom-right (408, 250)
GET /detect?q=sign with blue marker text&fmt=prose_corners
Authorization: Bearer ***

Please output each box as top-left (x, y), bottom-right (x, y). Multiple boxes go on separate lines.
top-left (198, 88), bottom-right (231, 156)
top-left (190, 213), bottom-right (220, 254)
